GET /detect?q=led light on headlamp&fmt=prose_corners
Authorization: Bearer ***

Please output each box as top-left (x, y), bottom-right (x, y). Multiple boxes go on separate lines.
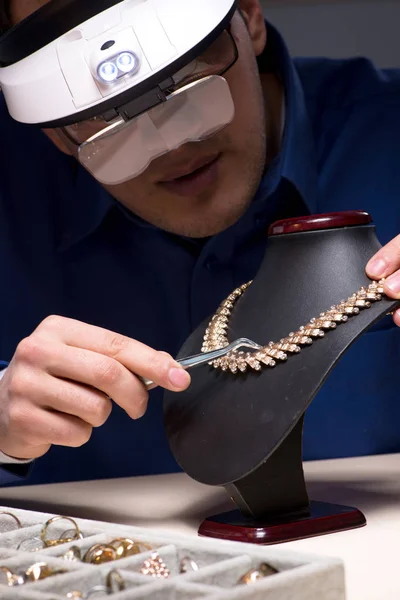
top-left (97, 51), bottom-right (139, 84)
top-left (98, 61), bottom-right (118, 83)
top-left (116, 52), bottom-right (138, 74)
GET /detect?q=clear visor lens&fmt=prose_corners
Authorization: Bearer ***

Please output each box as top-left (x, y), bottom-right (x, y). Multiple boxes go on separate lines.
top-left (62, 30), bottom-right (237, 185)
top-left (76, 75), bottom-right (235, 185)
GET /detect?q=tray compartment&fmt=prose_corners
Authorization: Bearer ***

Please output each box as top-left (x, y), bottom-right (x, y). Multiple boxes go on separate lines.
top-left (0, 505), bottom-right (345, 599)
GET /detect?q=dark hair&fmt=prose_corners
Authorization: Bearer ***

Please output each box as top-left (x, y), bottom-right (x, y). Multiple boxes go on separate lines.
top-left (0, 1), bottom-right (11, 33)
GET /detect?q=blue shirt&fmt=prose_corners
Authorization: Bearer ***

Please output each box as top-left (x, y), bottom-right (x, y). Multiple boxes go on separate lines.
top-left (1, 24), bottom-right (400, 486)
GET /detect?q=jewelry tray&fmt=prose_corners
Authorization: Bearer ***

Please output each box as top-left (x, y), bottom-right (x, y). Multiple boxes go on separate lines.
top-left (0, 505), bottom-right (345, 599)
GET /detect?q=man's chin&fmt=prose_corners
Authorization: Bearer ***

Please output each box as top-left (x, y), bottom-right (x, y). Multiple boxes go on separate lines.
top-left (146, 207), bottom-right (249, 238)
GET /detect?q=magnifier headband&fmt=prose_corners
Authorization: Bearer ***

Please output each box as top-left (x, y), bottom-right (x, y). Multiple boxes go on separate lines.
top-left (63, 29), bottom-right (237, 145)
top-left (0, 0), bottom-right (238, 126)
top-left (61, 29), bottom-right (237, 185)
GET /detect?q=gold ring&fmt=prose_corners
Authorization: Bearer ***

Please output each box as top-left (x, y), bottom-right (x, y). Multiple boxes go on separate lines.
top-left (106, 569), bottom-right (126, 593)
top-left (60, 528), bottom-right (84, 543)
top-left (83, 544), bottom-right (117, 565)
top-left (0, 565), bottom-right (24, 586)
top-left (61, 546), bottom-right (82, 562)
top-left (66, 592), bottom-right (84, 599)
top-left (0, 511), bottom-right (22, 530)
top-left (108, 538), bottom-right (149, 559)
top-left (140, 552), bottom-right (170, 578)
top-left (237, 562), bottom-right (278, 585)
top-left (25, 561), bottom-right (68, 582)
top-left (16, 536), bottom-right (43, 552)
top-left (40, 516), bottom-right (81, 548)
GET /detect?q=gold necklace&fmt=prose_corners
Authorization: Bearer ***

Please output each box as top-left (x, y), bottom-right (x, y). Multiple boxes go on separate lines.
top-left (202, 279), bottom-right (386, 374)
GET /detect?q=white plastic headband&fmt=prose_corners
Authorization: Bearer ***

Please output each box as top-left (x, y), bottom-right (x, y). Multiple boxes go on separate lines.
top-left (0, 0), bottom-right (236, 125)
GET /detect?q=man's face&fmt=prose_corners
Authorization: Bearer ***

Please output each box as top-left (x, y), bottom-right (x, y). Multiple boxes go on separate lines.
top-left (12, 1), bottom-right (280, 237)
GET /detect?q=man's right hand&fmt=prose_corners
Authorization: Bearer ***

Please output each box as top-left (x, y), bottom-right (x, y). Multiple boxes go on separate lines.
top-left (0, 316), bottom-right (191, 460)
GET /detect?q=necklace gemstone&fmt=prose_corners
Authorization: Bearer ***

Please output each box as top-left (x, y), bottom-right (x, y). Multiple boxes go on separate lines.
top-left (202, 279), bottom-right (386, 374)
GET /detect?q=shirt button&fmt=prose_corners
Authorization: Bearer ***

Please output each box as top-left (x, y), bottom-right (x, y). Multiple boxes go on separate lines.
top-left (205, 255), bottom-right (218, 271)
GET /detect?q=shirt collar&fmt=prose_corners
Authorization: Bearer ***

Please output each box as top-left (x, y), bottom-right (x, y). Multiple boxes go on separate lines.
top-left (254, 22), bottom-right (318, 215)
top-left (58, 20), bottom-right (317, 251)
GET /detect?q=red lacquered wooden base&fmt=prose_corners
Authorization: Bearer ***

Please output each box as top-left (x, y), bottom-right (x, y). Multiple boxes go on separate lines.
top-left (268, 210), bottom-right (372, 236)
top-left (198, 501), bottom-right (366, 545)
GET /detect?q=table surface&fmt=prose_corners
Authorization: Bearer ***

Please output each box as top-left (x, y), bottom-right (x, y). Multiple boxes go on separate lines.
top-left (0, 453), bottom-right (398, 599)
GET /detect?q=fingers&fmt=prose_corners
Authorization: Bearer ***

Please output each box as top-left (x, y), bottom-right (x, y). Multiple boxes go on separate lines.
top-left (39, 344), bottom-right (150, 420)
top-left (0, 316), bottom-right (192, 460)
top-left (384, 274), bottom-right (400, 299)
top-left (391, 307), bottom-right (400, 325)
top-left (7, 401), bottom-right (93, 449)
top-left (34, 375), bottom-right (113, 428)
top-left (366, 235), bottom-right (400, 298)
top-left (366, 234), bottom-right (400, 279)
top-left (1, 366), bottom-right (110, 459)
top-left (34, 317), bottom-right (191, 392)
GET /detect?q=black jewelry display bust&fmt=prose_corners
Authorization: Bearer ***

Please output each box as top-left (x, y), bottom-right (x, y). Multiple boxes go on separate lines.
top-left (164, 212), bottom-right (400, 544)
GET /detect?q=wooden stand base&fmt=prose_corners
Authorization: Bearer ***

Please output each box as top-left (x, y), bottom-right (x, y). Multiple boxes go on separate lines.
top-left (198, 500), bottom-right (366, 545)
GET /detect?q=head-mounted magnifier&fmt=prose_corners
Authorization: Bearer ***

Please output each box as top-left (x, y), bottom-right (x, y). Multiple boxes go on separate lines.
top-left (0, 0), bottom-right (238, 185)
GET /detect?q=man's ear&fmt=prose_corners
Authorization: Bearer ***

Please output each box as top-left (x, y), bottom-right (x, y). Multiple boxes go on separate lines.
top-left (238, 0), bottom-right (267, 57)
top-left (42, 128), bottom-right (73, 156)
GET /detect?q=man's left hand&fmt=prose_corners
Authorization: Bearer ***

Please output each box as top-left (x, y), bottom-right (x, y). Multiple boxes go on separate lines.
top-left (366, 235), bottom-right (400, 326)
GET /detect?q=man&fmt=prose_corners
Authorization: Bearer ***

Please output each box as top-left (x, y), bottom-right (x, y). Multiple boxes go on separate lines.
top-left (0, 0), bottom-right (399, 487)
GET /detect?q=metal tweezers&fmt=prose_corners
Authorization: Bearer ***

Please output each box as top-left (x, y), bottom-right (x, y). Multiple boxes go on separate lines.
top-left (140, 338), bottom-right (262, 389)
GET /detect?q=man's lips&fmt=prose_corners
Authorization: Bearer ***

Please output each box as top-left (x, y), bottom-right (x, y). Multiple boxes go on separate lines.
top-left (157, 153), bottom-right (222, 197)
top-left (159, 153), bottom-right (221, 183)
